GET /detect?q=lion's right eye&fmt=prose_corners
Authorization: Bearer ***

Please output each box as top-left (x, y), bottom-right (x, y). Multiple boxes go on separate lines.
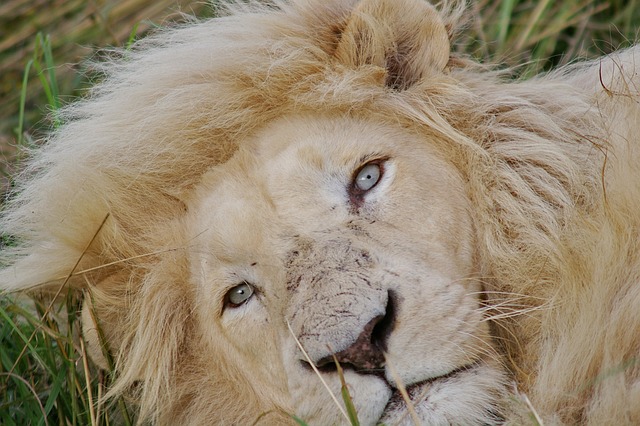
top-left (225, 282), bottom-right (255, 307)
top-left (355, 163), bottom-right (382, 191)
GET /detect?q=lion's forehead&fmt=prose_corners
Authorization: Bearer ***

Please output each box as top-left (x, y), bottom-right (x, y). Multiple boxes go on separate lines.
top-left (252, 115), bottom-right (405, 164)
top-left (189, 114), bottom-right (475, 277)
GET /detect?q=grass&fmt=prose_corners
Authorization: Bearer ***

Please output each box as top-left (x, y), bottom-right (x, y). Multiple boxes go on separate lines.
top-left (0, 0), bottom-right (639, 424)
top-left (0, 292), bottom-right (133, 425)
top-left (0, 0), bottom-right (211, 192)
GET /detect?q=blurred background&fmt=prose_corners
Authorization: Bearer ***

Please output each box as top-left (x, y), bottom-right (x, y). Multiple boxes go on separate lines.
top-left (0, 0), bottom-right (211, 191)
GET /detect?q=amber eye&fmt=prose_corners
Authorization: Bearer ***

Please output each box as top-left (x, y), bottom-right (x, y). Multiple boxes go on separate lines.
top-left (354, 162), bottom-right (382, 192)
top-left (225, 282), bottom-right (254, 307)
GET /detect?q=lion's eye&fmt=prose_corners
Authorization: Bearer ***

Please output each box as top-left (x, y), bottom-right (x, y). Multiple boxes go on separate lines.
top-left (225, 282), bottom-right (254, 307)
top-left (354, 163), bottom-right (382, 192)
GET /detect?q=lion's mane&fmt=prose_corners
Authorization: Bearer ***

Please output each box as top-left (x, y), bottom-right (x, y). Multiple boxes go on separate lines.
top-left (1, 0), bottom-right (639, 424)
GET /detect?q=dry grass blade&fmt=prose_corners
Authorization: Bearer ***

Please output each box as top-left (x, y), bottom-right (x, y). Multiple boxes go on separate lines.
top-left (8, 213), bottom-right (110, 375)
top-left (384, 354), bottom-right (420, 426)
top-left (514, 385), bottom-right (545, 426)
top-left (80, 338), bottom-right (97, 426)
top-left (332, 355), bottom-right (360, 426)
top-left (27, 246), bottom-right (184, 288)
top-left (285, 320), bottom-right (350, 423)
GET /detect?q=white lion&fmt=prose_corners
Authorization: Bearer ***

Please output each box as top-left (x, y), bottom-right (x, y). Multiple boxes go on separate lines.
top-left (1, 0), bottom-right (639, 424)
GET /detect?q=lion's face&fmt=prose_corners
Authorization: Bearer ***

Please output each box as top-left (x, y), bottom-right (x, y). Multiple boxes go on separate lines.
top-left (187, 115), bottom-right (506, 424)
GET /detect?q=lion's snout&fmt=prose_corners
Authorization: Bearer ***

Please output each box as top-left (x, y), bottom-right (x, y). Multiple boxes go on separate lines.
top-left (285, 237), bottom-right (399, 370)
top-left (296, 285), bottom-right (397, 374)
top-left (315, 314), bottom-right (385, 371)
top-left (315, 290), bottom-right (397, 372)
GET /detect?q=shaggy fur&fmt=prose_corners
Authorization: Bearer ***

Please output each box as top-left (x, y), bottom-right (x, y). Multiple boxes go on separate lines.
top-left (1, 0), bottom-right (639, 424)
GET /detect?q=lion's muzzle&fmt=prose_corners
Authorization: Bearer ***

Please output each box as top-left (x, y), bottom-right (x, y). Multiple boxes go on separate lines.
top-left (320, 291), bottom-right (397, 372)
top-left (285, 236), bottom-right (396, 371)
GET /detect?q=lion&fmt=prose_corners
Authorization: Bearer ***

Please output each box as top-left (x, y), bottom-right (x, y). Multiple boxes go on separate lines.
top-left (1, 0), bottom-right (639, 424)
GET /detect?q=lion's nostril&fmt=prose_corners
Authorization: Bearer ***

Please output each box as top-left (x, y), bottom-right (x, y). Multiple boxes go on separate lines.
top-left (371, 290), bottom-right (397, 352)
top-left (315, 314), bottom-right (385, 372)
top-left (314, 290), bottom-right (397, 373)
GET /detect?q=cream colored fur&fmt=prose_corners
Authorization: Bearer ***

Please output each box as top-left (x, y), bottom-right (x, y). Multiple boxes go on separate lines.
top-left (1, 0), bottom-right (639, 424)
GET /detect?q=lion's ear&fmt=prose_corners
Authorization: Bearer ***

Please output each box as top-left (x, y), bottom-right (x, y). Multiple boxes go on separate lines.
top-left (335, 0), bottom-right (450, 90)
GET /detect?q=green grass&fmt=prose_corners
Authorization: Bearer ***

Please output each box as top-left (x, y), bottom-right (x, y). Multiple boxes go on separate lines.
top-left (0, 0), bottom-right (639, 424)
top-left (0, 34), bottom-right (133, 424)
top-left (459, 0), bottom-right (639, 77)
top-left (0, 292), bottom-right (133, 425)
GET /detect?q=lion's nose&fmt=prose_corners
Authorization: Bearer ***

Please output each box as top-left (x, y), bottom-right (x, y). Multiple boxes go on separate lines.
top-left (315, 290), bottom-right (396, 373)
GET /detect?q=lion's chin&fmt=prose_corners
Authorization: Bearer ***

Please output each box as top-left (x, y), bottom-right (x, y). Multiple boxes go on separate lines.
top-left (378, 360), bottom-right (505, 426)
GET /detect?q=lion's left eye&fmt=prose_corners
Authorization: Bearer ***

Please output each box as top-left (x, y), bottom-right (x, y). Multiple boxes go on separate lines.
top-left (225, 282), bottom-right (254, 307)
top-left (354, 163), bottom-right (382, 191)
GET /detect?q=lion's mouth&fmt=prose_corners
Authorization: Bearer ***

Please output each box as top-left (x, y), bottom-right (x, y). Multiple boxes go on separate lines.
top-left (381, 360), bottom-right (483, 415)
top-left (300, 353), bottom-right (498, 424)
top-left (307, 355), bottom-right (483, 401)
